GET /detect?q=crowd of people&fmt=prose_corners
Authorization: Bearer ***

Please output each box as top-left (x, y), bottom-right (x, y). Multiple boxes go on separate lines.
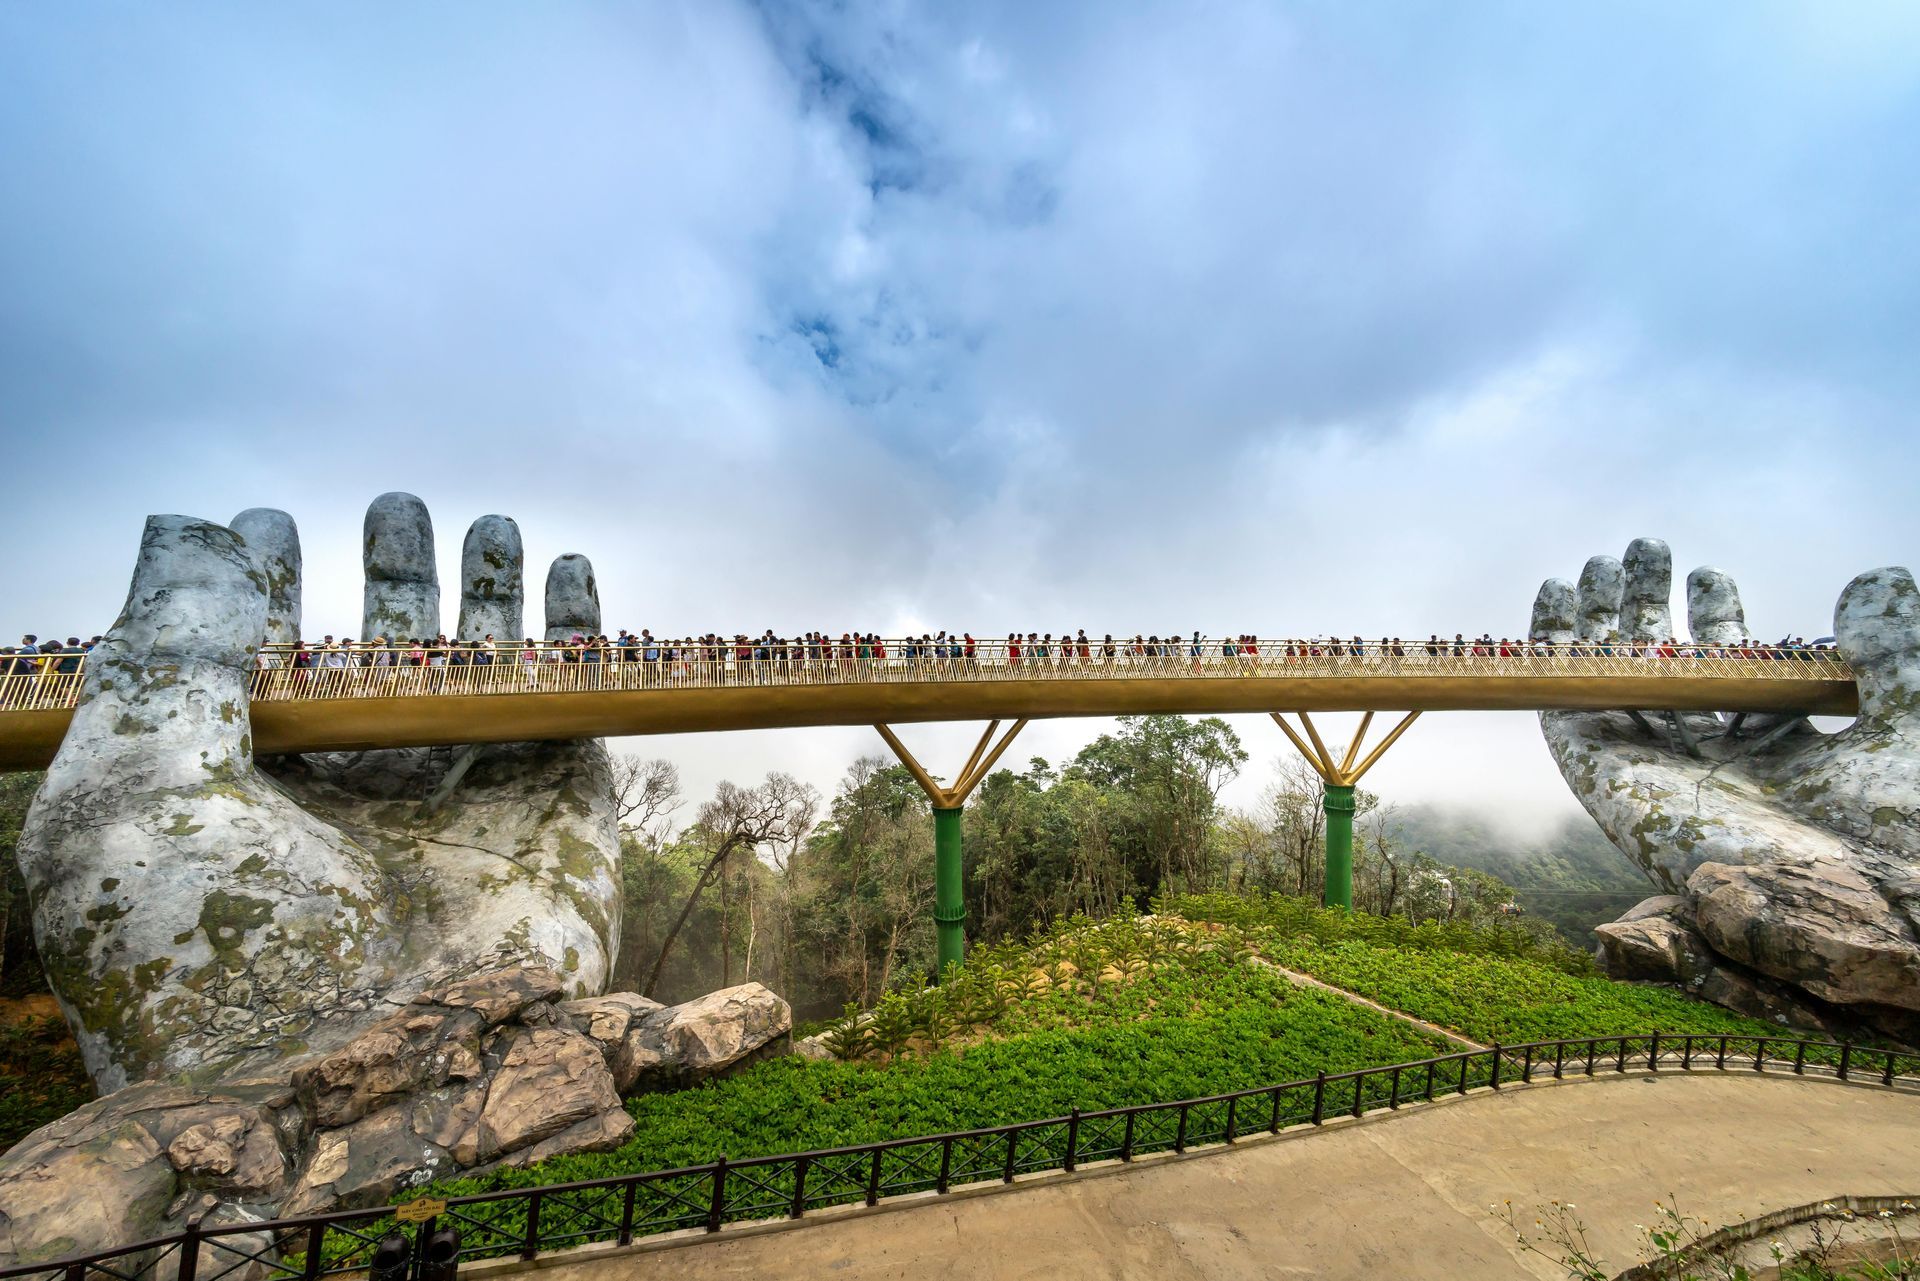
top-left (2, 628), bottom-right (1840, 687)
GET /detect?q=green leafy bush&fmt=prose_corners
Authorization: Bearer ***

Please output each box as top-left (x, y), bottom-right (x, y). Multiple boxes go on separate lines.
top-left (1263, 937), bottom-right (1788, 1043)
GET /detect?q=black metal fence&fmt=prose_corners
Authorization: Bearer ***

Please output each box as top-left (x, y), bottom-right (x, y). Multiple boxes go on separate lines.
top-left (5, 1033), bottom-right (1914, 1281)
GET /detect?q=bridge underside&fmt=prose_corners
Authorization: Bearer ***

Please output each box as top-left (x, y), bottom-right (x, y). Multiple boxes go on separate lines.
top-left (0, 673), bottom-right (1855, 769)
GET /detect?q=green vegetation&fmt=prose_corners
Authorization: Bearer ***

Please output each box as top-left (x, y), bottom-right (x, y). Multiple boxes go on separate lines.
top-left (421, 898), bottom-right (1779, 1204)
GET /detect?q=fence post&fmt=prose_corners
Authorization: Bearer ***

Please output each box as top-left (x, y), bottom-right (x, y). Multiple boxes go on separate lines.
top-left (866, 1147), bottom-right (883, 1206)
top-left (790, 1156), bottom-right (809, 1218)
top-left (302, 1222), bottom-right (326, 1281)
top-left (1350, 1076), bottom-right (1365, 1119)
top-left (1885, 1052), bottom-right (1898, 1087)
top-left (177, 1217), bottom-right (202, 1281)
top-left (1457, 1055), bottom-right (1469, 1095)
top-left (1121, 1112), bottom-right (1137, 1162)
top-left (1174, 1103), bottom-right (1190, 1153)
top-left (1716, 1035), bottom-right (1728, 1070)
top-left (1224, 1096), bottom-right (1238, 1143)
top-left (1424, 1060), bottom-right (1437, 1101)
top-left (619, 1179), bottom-right (639, 1244)
top-left (1311, 1072), bottom-right (1327, 1124)
top-left (1753, 1038), bottom-right (1767, 1072)
top-left (1615, 1037), bottom-right (1628, 1073)
top-left (1840, 1043), bottom-right (1853, 1082)
top-left (523, 1190), bottom-right (544, 1258)
top-left (1552, 1042), bottom-right (1564, 1080)
top-left (936, 1140), bottom-right (952, 1195)
top-left (1794, 1040), bottom-right (1808, 1075)
top-left (1489, 1044), bottom-right (1503, 1091)
top-left (1066, 1110), bottom-right (1081, 1170)
top-left (1648, 1031), bottom-right (1660, 1071)
top-left (1269, 1087), bottom-right (1284, 1133)
top-left (1585, 1040), bottom-right (1597, 1077)
top-left (1002, 1129), bottom-right (1019, 1183)
top-left (1388, 1067), bottom-right (1401, 1110)
top-left (1521, 1045), bottom-right (1533, 1083)
top-left (707, 1157), bottom-right (727, 1232)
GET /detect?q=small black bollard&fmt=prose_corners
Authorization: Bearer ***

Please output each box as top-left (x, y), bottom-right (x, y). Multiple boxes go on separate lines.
top-left (419, 1227), bottom-right (461, 1281)
top-left (369, 1233), bottom-right (411, 1281)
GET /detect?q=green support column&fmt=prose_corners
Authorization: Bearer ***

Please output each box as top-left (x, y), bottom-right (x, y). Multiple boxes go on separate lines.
top-left (1322, 784), bottom-right (1355, 910)
top-left (933, 805), bottom-right (966, 977)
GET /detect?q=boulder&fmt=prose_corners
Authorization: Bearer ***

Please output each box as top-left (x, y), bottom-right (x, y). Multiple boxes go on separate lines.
top-left (622, 983), bottom-right (792, 1092)
top-left (0, 967), bottom-right (801, 1263)
top-left (293, 1003), bottom-right (487, 1129)
top-left (280, 1102), bottom-right (456, 1215)
top-left (0, 1084), bottom-right (287, 1266)
top-left (1688, 861), bottom-right (1920, 1011)
top-left (475, 1028), bottom-right (621, 1161)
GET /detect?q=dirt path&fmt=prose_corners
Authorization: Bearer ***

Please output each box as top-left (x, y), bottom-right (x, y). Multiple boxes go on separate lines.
top-left (1253, 955), bottom-right (1489, 1051)
top-left (495, 1073), bottom-right (1920, 1281)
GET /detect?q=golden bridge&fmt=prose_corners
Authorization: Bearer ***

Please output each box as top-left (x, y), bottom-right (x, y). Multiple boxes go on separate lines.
top-left (0, 639), bottom-right (1855, 768)
top-left (3, 638), bottom-right (1856, 963)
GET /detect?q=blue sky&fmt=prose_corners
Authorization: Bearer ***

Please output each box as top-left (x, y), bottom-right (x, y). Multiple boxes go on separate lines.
top-left (3, 2), bottom-right (1917, 826)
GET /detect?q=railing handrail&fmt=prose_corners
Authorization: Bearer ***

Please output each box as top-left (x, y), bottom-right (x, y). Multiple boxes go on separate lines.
top-left (2, 1031), bottom-right (1908, 1279)
top-left (0, 640), bottom-right (1858, 720)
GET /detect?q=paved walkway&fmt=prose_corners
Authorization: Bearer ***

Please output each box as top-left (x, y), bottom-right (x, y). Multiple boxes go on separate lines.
top-left (488, 1073), bottom-right (1920, 1281)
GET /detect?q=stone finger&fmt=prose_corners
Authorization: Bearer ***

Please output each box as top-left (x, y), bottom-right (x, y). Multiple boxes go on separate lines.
top-left (1576, 556), bottom-right (1624, 641)
top-left (1530, 579), bottom-right (1577, 643)
top-left (361, 492), bottom-right (439, 642)
top-left (67, 515), bottom-right (266, 776)
top-left (1621, 538), bottom-right (1673, 641)
top-left (230, 508), bottom-right (302, 646)
top-left (544, 554), bottom-right (600, 642)
top-left (458, 515), bottom-right (524, 642)
top-left (1686, 567), bottom-right (1747, 645)
top-left (1835, 566), bottom-right (1920, 723)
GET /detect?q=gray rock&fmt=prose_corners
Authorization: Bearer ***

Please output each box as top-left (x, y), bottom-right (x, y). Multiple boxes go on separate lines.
top-left (0, 1083), bottom-right (287, 1266)
top-left (475, 1027), bottom-right (620, 1161)
top-left (1621, 537), bottom-right (1674, 641)
top-left (1685, 567), bottom-right (1746, 646)
top-left (622, 983), bottom-right (792, 1092)
top-left (0, 968), bottom-right (798, 1259)
top-left (1576, 556), bottom-right (1624, 641)
top-left (230, 508), bottom-right (301, 646)
top-left (16, 501), bottom-right (621, 1090)
top-left (361, 492), bottom-right (439, 642)
top-left (457, 515), bottom-right (523, 643)
top-left (1533, 544), bottom-right (1920, 1026)
top-left (544, 554), bottom-right (600, 642)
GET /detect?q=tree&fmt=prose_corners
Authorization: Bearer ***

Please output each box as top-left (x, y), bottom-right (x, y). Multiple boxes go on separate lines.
top-left (0, 772), bottom-right (42, 993)
top-left (641, 773), bottom-right (813, 998)
top-left (1063, 715), bottom-right (1247, 900)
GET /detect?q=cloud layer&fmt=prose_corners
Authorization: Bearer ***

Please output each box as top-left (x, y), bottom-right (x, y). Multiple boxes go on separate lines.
top-left (3, 1), bottom-right (1917, 826)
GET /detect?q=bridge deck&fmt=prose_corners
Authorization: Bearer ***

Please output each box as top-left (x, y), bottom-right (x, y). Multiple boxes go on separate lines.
top-left (0, 648), bottom-right (1857, 769)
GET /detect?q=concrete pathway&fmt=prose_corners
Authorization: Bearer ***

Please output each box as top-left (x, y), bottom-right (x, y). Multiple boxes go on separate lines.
top-left (483, 1073), bottom-right (1920, 1281)
top-left (1254, 956), bottom-right (1488, 1051)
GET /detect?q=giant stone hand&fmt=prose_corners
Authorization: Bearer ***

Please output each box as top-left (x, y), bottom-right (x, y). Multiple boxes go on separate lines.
top-left (1530, 540), bottom-right (1920, 1034)
top-left (18, 495), bottom-right (620, 1090)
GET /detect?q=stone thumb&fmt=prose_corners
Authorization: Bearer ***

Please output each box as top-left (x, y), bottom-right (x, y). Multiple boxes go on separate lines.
top-left (1835, 567), bottom-right (1920, 723)
top-left (65, 515), bottom-right (267, 779)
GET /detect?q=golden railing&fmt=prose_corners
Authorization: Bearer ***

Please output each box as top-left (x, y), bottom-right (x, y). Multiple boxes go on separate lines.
top-left (0, 640), bottom-right (1856, 713)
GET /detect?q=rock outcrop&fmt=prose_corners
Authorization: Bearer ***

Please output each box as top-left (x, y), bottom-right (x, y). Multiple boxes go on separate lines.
top-left (15, 498), bottom-right (621, 1089)
top-left (0, 968), bottom-right (791, 1266)
top-left (1532, 544), bottom-right (1920, 1038)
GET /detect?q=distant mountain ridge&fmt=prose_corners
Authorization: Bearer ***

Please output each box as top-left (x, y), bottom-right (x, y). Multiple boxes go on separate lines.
top-left (1387, 805), bottom-right (1658, 945)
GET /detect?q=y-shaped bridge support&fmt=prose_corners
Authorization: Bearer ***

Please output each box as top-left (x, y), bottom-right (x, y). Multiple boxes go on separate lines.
top-left (874, 719), bottom-right (1030, 976)
top-left (1270, 711), bottom-right (1421, 910)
